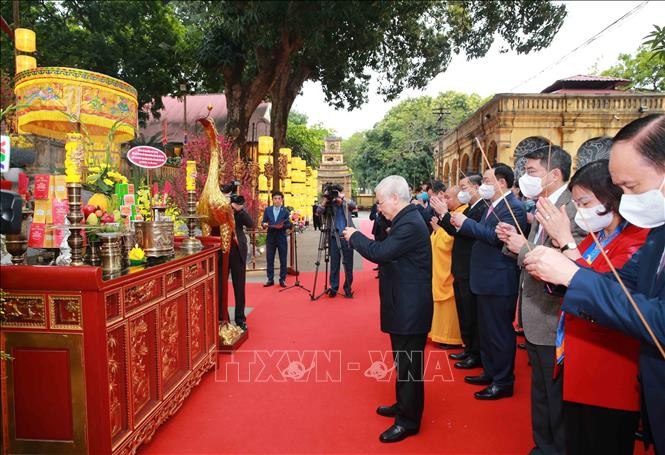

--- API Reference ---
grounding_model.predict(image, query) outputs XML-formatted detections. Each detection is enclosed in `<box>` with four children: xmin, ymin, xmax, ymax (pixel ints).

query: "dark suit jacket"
<box><xmin>350</xmin><ymin>204</ymin><xmax>433</xmax><ymax>335</ymax></box>
<box><xmin>515</xmin><ymin>188</ymin><xmax>587</xmax><ymax>346</ymax></box>
<box><xmin>261</xmin><ymin>206</ymin><xmax>291</xmax><ymax>243</ymax></box>
<box><xmin>458</xmin><ymin>192</ymin><xmax>527</xmax><ymax>297</ymax></box>
<box><xmin>439</xmin><ymin>199</ymin><xmax>487</xmax><ymax>279</ymax></box>
<box><xmin>370</xmin><ymin>204</ymin><xmax>390</xmax><ymax>241</ymax></box>
<box><xmin>233</xmin><ymin>208</ymin><xmax>255</xmax><ymax>261</ymax></box>
<box><xmin>563</xmin><ymin>225</ymin><xmax>665</xmax><ymax>451</ymax></box>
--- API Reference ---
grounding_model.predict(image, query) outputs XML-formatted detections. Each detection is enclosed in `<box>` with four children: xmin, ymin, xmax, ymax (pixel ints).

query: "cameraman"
<box><xmin>317</xmin><ymin>186</ymin><xmax>356</xmax><ymax>298</ymax></box>
<box><xmin>227</xmin><ymin>194</ymin><xmax>254</xmax><ymax>331</ymax></box>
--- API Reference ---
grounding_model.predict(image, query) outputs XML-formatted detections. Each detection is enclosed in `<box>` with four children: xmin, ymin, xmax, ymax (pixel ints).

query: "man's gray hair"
<box><xmin>375</xmin><ymin>175</ymin><xmax>411</xmax><ymax>202</ymax></box>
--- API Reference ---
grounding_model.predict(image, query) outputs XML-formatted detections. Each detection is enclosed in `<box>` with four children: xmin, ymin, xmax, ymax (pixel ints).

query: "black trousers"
<box><xmin>329</xmin><ymin>236</ymin><xmax>353</xmax><ymax>294</ymax></box>
<box><xmin>390</xmin><ymin>333</ymin><xmax>428</xmax><ymax>431</ymax></box>
<box><xmin>266</xmin><ymin>236</ymin><xmax>287</xmax><ymax>283</ymax></box>
<box><xmin>477</xmin><ymin>294</ymin><xmax>517</xmax><ymax>388</ymax></box>
<box><xmin>526</xmin><ymin>341</ymin><xmax>564</xmax><ymax>455</ymax></box>
<box><xmin>564</xmin><ymin>401</ymin><xmax>639</xmax><ymax>455</ymax></box>
<box><xmin>225</xmin><ymin>245</ymin><xmax>247</xmax><ymax>325</ymax></box>
<box><xmin>453</xmin><ymin>277</ymin><xmax>479</xmax><ymax>357</ymax></box>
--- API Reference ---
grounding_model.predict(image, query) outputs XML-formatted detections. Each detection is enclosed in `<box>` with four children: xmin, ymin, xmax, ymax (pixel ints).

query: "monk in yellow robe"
<box><xmin>428</xmin><ymin>187</ymin><xmax>467</xmax><ymax>347</ymax></box>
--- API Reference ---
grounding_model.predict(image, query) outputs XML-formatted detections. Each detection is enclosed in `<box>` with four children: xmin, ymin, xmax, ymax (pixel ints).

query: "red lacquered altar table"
<box><xmin>1</xmin><ymin>238</ymin><xmax>220</xmax><ymax>454</ymax></box>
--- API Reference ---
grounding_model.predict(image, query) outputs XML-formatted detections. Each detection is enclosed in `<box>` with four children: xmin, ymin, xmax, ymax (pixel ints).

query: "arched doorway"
<box><xmin>513</xmin><ymin>136</ymin><xmax>551</xmax><ymax>180</ymax></box>
<box><xmin>461</xmin><ymin>153</ymin><xmax>470</xmax><ymax>176</ymax></box>
<box><xmin>451</xmin><ymin>159</ymin><xmax>459</xmax><ymax>186</ymax></box>
<box><xmin>576</xmin><ymin>137</ymin><xmax>612</xmax><ymax>169</ymax></box>
<box><xmin>472</xmin><ymin>148</ymin><xmax>482</xmax><ymax>174</ymax></box>
<box><xmin>443</xmin><ymin>162</ymin><xmax>450</xmax><ymax>188</ymax></box>
<box><xmin>488</xmin><ymin>141</ymin><xmax>497</xmax><ymax>167</ymax></box>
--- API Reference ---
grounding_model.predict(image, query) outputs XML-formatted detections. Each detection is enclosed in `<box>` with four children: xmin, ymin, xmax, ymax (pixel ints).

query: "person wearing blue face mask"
<box><xmin>524</xmin><ymin>114</ymin><xmax>665</xmax><ymax>454</ymax></box>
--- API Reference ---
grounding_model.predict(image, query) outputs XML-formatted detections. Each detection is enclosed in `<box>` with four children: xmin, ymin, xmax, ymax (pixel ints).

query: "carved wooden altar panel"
<box><xmin>107</xmin><ymin>324</ymin><xmax>129</xmax><ymax>444</ymax></box>
<box><xmin>159</xmin><ymin>293</ymin><xmax>189</xmax><ymax>395</ymax></box>
<box><xmin>1</xmin><ymin>242</ymin><xmax>220</xmax><ymax>455</ymax></box>
<box><xmin>129</xmin><ymin>308</ymin><xmax>159</xmax><ymax>423</ymax></box>
<box><xmin>188</xmin><ymin>283</ymin><xmax>206</xmax><ymax>365</ymax></box>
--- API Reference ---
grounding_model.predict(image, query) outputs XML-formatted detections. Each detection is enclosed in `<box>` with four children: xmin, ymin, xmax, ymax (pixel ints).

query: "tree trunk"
<box><xmin>222</xmin><ymin>30</ymin><xmax>304</xmax><ymax>159</ymax></box>
<box><xmin>269</xmin><ymin>65</ymin><xmax>311</xmax><ymax>193</ymax></box>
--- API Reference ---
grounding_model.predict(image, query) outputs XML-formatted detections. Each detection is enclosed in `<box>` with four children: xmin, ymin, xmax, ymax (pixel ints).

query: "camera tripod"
<box><xmin>310</xmin><ymin>203</ymin><xmax>346</xmax><ymax>300</ymax></box>
<box><xmin>280</xmin><ymin>228</ymin><xmax>311</xmax><ymax>295</ymax></box>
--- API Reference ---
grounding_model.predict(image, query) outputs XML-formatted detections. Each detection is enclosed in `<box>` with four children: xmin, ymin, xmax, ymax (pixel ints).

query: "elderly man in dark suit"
<box><xmin>451</xmin><ymin>163</ymin><xmax>527</xmax><ymax>400</ymax></box>
<box><xmin>342</xmin><ymin>175</ymin><xmax>433</xmax><ymax>443</ymax></box>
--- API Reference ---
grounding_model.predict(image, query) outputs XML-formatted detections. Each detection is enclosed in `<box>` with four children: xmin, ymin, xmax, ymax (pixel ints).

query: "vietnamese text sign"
<box><xmin>126</xmin><ymin>146</ymin><xmax>167</xmax><ymax>169</ymax></box>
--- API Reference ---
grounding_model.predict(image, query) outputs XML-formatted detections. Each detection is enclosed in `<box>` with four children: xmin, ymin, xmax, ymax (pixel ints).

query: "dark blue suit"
<box><xmin>563</xmin><ymin>225</ymin><xmax>665</xmax><ymax>452</ymax></box>
<box><xmin>262</xmin><ymin>205</ymin><xmax>291</xmax><ymax>283</ymax></box>
<box><xmin>458</xmin><ymin>192</ymin><xmax>527</xmax><ymax>388</ymax></box>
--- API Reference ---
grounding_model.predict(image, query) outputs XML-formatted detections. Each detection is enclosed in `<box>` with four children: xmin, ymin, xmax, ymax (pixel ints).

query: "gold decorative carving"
<box><xmin>160</xmin><ymin>301</ymin><xmax>178</xmax><ymax>382</ymax></box>
<box><xmin>124</xmin><ymin>279</ymin><xmax>158</xmax><ymax>309</ymax></box>
<box><xmin>195</xmin><ymin>112</ymin><xmax>235</xmax><ymax>252</ymax></box>
<box><xmin>49</xmin><ymin>295</ymin><xmax>82</xmax><ymax>330</ymax></box>
<box><xmin>165</xmin><ymin>270</ymin><xmax>182</xmax><ymax>295</ymax></box>
<box><xmin>108</xmin><ymin>332</ymin><xmax>123</xmax><ymax>438</ymax></box>
<box><xmin>113</xmin><ymin>355</ymin><xmax>214</xmax><ymax>455</ymax></box>
<box><xmin>189</xmin><ymin>289</ymin><xmax>202</xmax><ymax>356</ymax></box>
<box><xmin>185</xmin><ymin>263</ymin><xmax>199</xmax><ymax>282</ymax></box>
<box><xmin>1</xmin><ymin>294</ymin><xmax>46</xmax><ymax>327</ymax></box>
<box><xmin>130</xmin><ymin>317</ymin><xmax>150</xmax><ymax>413</ymax></box>
<box><xmin>105</xmin><ymin>291</ymin><xmax>122</xmax><ymax>322</ymax></box>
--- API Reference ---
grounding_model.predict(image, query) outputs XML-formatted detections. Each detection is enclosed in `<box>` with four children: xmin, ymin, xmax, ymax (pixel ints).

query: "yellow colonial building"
<box><xmin>434</xmin><ymin>76</ymin><xmax>665</xmax><ymax>185</ymax></box>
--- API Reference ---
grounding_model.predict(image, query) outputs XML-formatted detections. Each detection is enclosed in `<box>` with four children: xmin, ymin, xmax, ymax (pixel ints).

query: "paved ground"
<box><xmin>245</xmin><ymin>210</ymin><xmax>370</xmax><ymax>283</ymax></box>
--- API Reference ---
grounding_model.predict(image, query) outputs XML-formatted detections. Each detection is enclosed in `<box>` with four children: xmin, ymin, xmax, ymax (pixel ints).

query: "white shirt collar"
<box><xmin>492</xmin><ymin>190</ymin><xmax>513</xmax><ymax>208</ymax></box>
<box><xmin>470</xmin><ymin>198</ymin><xmax>483</xmax><ymax>210</ymax></box>
<box><xmin>546</xmin><ymin>183</ymin><xmax>568</xmax><ymax>204</ymax></box>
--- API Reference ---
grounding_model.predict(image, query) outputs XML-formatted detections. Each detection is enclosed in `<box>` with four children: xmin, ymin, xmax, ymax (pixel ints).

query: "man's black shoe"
<box><xmin>455</xmin><ymin>356</ymin><xmax>481</xmax><ymax>369</ymax></box>
<box><xmin>474</xmin><ymin>384</ymin><xmax>514</xmax><ymax>400</ymax></box>
<box><xmin>344</xmin><ymin>290</ymin><xmax>354</xmax><ymax>299</ymax></box>
<box><xmin>449</xmin><ymin>351</ymin><xmax>469</xmax><ymax>361</ymax></box>
<box><xmin>326</xmin><ymin>289</ymin><xmax>336</xmax><ymax>298</ymax></box>
<box><xmin>464</xmin><ymin>374</ymin><xmax>492</xmax><ymax>385</ymax></box>
<box><xmin>279</xmin><ymin>281</ymin><xmax>286</xmax><ymax>288</ymax></box>
<box><xmin>376</xmin><ymin>404</ymin><xmax>398</xmax><ymax>417</ymax></box>
<box><xmin>379</xmin><ymin>424</ymin><xmax>418</xmax><ymax>443</ymax></box>
<box><xmin>264</xmin><ymin>281</ymin><xmax>274</xmax><ymax>287</ymax></box>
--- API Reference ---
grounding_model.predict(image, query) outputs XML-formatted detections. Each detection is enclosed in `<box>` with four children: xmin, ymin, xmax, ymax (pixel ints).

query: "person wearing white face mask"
<box><xmin>498</xmin><ymin>145</ymin><xmax>585</xmax><ymax>455</ymax></box>
<box><xmin>533</xmin><ymin>159</ymin><xmax>649</xmax><ymax>455</ymax></box>
<box><xmin>433</xmin><ymin>174</ymin><xmax>486</xmax><ymax>369</ymax></box>
<box><xmin>523</xmin><ymin>114</ymin><xmax>665</xmax><ymax>454</ymax></box>
<box><xmin>450</xmin><ymin>163</ymin><xmax>528</xmax><ymax>400</ymax></box>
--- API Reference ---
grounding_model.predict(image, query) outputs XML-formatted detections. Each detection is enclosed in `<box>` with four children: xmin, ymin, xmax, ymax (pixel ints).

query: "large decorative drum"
<box><xmin>14</xmin><ymin>67</ymin><xmax>138</xmax><ymax>144</ymax></box>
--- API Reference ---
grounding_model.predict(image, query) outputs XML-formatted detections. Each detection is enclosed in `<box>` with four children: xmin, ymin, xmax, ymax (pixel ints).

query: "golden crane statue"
<box><xmin>196</xmin><ymin>105</ymin><xmax>235</xmax><ymax>253</ymax></box>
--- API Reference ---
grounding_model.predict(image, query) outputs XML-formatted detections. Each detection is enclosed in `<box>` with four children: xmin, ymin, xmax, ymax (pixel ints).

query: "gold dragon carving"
<box><xmin>195</xmin><ymin>108</ymin><xmax>235</xmax><ymax>253</ymax></box>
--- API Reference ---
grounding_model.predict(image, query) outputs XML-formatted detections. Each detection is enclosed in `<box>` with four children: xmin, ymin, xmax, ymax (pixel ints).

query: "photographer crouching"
<box><xmin>316</xmin><ymin>184</ymin><xmax>356</xmax><ymax>298</ymax></box>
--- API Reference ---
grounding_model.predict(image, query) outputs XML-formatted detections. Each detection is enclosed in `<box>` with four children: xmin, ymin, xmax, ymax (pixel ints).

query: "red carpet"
<box><xmin>140</xmin><ymin>220</ymin><xmax>651</xmax><ymax>454</ymax></box>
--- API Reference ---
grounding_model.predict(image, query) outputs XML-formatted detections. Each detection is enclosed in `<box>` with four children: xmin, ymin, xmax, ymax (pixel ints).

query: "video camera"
<box><xmin>322</xmin><ymin>182</ymin><xmax>343</xmax><ymax>203</ymax></box>
<box><xmin>222</xmin><ymin>180</ymin><xmax>241</xmax><ymax>195</ymax></box>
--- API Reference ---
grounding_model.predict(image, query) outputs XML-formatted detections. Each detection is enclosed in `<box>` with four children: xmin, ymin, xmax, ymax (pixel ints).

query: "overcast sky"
<box><xmin>291</xmin><ymin>1</ymin><xmax>663</xmax><ymax>139</ymax></box>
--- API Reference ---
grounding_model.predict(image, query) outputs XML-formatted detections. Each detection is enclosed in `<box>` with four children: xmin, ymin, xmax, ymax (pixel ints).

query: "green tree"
<box><xmin>0</xmin><ymin>0</ymin><xmax>196</xmax><ymax>123</ymax></box>
<box><xmin>193</xmin><ymin>0</ymin><xmax>566</xmax><ymax>187</ymax></box>
<box><xmin>284</xmin><ymin>111</ymin><xmax>331</xmax><ymax>167</ymax></box>
<box><xmin>347</xmin><ymin>91</ymin><xmax>486</xmax><ymax>191</ymax></box>
<box><xmin>600</xmin><ymin>45</ymin><xmax>665</xmax><ymax>92</ymax></box>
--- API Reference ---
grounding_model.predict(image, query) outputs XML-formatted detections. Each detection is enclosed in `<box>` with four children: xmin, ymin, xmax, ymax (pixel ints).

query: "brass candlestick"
<box><xmin>180</xmin><ymin>190</ymin><xmax>203</xmax><ymax>252</ymax></box>
<box><xmin>66</xmin><ymin>183</ymin><xmax>85</xmax><ymax>266</ymax></box>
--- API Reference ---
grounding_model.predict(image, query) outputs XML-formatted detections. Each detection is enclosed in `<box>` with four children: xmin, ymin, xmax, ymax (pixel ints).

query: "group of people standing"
<box><xmin>340</xmin><ymin>114</ymin><xmax>664</xmax><ymax>452</ymax></box>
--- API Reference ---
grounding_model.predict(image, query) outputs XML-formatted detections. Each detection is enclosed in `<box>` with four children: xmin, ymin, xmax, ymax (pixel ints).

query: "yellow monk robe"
<box><xmin>428</xmin><ymin>204</ymin><xmax>467</xmax><ymax>345</ymax></box>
